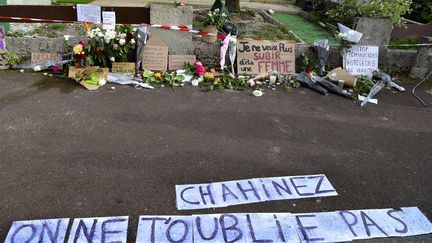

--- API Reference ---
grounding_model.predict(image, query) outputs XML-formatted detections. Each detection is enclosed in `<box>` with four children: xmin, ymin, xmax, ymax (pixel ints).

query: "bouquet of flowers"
<box><xmin>72</xmin><ymin>25</ymin><xmax>137</xmax><ymax>68</ymax></box>
<box><xmin>204</xmin><ymin>8</ymin><xmax>228</xmax><ymax>29</ymax></box>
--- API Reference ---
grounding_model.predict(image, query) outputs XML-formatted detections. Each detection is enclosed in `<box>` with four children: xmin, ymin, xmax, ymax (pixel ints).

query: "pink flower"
<box><xmin>195</xmin><ymin>65</ymin><xmax>207</xmax><ymax>76</ymax></box>
<box><xmin>210</xmin><ymin>68</ymin><xmax>216</xmax><ymax>74</ymax></box>
<box><xmin>195</xmin><ymin>60</ymin><xmax>203</xmax><ymax>67</ymax></box>
<box><xmin>52</xmin><ymin>66</ymin><xmax>59</xmax><ymax>72</ymax></box>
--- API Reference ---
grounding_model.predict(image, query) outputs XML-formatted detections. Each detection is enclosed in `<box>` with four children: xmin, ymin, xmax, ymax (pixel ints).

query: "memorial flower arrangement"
<box><xmin>72</xmin><ymin>25</ymin><xmax>137</xmax><ymax>68</ymax></box>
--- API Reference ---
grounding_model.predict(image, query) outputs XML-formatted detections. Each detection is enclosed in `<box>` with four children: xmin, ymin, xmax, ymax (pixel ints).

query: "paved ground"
<box><xmin>90</xmin><ymin>0</ymin><xmax>301</xmax><ymax>13</ymax></box>
<box><xmin>0</xmin><ymin>70</ymin><xmax>431</xmax><ymax>242</ymax></box>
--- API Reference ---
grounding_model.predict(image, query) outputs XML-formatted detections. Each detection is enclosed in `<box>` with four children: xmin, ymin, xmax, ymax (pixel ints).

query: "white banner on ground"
<box><xmin>4</xmin><ymin>207</ymin><xmax>431</xmax><ymax>243</ymax></box>
<box><xmin>175</xmin><ymin>174</ymin><xmax>337</xmax><ymax>210</ymax></box>
<box><xmin>67</xmin><ymin>216</ymin><xmax>129</xmax><ymax>243</ymax></box>
<box><xmin>4</xmin><ymin>218</ymin><xmax>70</xmax><ymax>243</ymax></box>
<box><xmin>142</xmin><ymin>207</ymin><xmax>431</xmax><ymax>243</ymax></box>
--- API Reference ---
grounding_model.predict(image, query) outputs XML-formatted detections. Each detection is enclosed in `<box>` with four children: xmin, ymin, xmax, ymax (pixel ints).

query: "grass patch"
<box><xmin>272</xmin><ymin>12</ymin><xmax>339</xmax><ymax>44</ymax></box>
<box><xmin>389</xmin><ymin>38</ymin><xmax>421</xmax><ymax>50</ymax></box>
<box><xmin>246</xmin><ymin>24</ymin><xmax>297</xmax><ymax>41</ymax></box>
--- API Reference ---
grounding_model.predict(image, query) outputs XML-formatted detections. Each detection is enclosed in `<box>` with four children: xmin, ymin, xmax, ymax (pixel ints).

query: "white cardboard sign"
<box><xmin>77</xmin><ymin>4</ymin><xmax>102</xmax><ymax>24</ymax></box>
<box><xmin>102</xmin><ymin>11</ymin><xmax>116</xmax><ymax>30</ymax></box>
<box><xmin>4</xmin><ymin>218</ymin><xmax>70</xmax><ymax>243</ymax></box>
<box><xmin>344</xmin><ymin>45</ymin><xmax>379</xmax><ymax>76</ymax></box>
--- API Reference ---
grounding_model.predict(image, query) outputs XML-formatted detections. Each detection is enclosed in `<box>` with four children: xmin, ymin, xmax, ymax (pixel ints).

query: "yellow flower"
<box><xmin>214</xmin><ymin>78</ymin><xmax>222</xmax><ymax>85</ymax></box>
<box><xmin>204</xmin><ymin>72</ymin><xmax>214</xmax><ymax>80</ymax></box>
<box><xmin>73</xmin><ymin>44</ymin><xmax>83</xmax><ymax>55</ymax></box>
<box><xmin>154</xmin><ymin>72</ymin><xmax>162</xmax><ymax>80</ymax></box>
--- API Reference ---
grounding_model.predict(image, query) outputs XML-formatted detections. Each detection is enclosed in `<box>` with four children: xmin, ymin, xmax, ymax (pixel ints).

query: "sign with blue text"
<box><xmin>4</xmin><ymin>218</ymin><xmax>69</xmax><ymax>243</ymax></box>
<box><xmin>6</xmin><ymin>207</ymin><xmax>431</xmax><ymax>242</ymax></box>
<box><xmin>176</xmin><ymin>174</ymin><xmax>337</xmax><ymax>210</ymax></box>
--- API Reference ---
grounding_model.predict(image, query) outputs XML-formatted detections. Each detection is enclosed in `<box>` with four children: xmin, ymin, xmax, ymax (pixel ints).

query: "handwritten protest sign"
<box><xmin>77</xmin><ymin>4</ymin><xmax>101</xmax><ymax>24</ymax></box>
<box><xmin>344</xmin><ymin>45</ymin><xmax>379</xmax><ymax>76</ymax></box>
<box><xmin>168</xmin><ymin>55</ymin><xmax>196</xmax><ymax>70</ymax></box>
<box><xmin>31</xmin><ymin>53</ymin><xmax>63</xmax><ymax>65</ymax></box>
<box><xmin>112</xmin><ymin>62</ymin><xmax>135</xmax><ymax>74</ymax></box>
<box><xmin>0</xmin><ymin>26</ymin><xmax>5</xmax><ymax>50</ymax></box>
<box><xmin>102</xmin><ymin>11</ymin><xmax>116</xmax><ymax>30</ymax></box>
<box><xmin>5</xmin><ymin>207</ymin><xmax>432</xmax><ymax>242</ymax></box>
<box><xmin>4</xmin><ymin>218</ymin><xmax>70</xmax><ymax>243</ymax></box>
<box><xmin>142</xmin><ymin>35</ymin><xmax>168</xmax><ymax>71</ymax></box>
<box><xmin>67</xmin><ymin>216</ymin><xmax>128</xmax><ymax>243</ymax></box>
<box><xmin>237</xmin><ymin>40</ymin><xmax>295</xmax><ymax>75</ymax></box>
<box><xmin>176</xmin><ymin>174</ymin><xmax>337</xmax><ymax>210</ymax></box>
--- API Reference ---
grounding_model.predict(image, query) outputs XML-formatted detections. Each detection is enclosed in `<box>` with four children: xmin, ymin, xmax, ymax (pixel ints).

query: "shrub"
<box><xmin>327</xmin><ymin>0</ymin><xmax>413</xmax><ymax>27</ymax></box>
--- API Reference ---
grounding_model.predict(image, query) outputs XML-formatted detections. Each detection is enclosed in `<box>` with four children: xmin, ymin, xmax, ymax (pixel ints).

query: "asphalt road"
<box><xmin>0</xmin><ymin>71</ymin><xmax>431</xmax><ymax>242</ymax></box>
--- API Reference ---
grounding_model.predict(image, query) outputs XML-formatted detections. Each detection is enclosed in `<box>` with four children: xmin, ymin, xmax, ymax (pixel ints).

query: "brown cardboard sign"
<box><xmin>168</xmin><ymin>55</ymin><xmax>196</xmax><ymax>70</ymax></box>
<box><xmin>31</xmin><ymin>53</ymin><xmax>63</xmax><ymax>64</ymax></box>
<box><xmin>326</xmin><ymin>67</ymin><xmax>358</xmax><ymax>88</ymax></box>
<box><xmin>142</xmin><ymin>35</ymin><xmax>168</xmax><ymax>71</ymax></box>
<box><xmin>237</xmin><ymin>40</ymin><xmax>295</xmax><ymax>75</ymax></box>
<box><xmin>112</xmin><ymin>62</ymin><xmax>135</xmax><ymax>74</ymax></box>
<box><xmin>0</xmin><ymin>50</ymin><xmax>8</xmax><ymax>69</ymax></box>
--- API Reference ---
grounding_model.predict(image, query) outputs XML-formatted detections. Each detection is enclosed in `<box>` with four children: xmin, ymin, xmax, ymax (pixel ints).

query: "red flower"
<box><xmin>126</xmin><ymin>33</ymin><xmax>134</xmax><ymax>42</ymax></box>
<box><xmin>306</xmin><ymin>69</ymin><xmax>313</xmax><ymax>75</ymax></box>
<box><xmin>52</xmin><ymin>66</ymin><xmax>59</xmax><ymax>72</ymax></box>
<box><xmin>195</xmin><ymin>65</ymin><xmax>206</xmax><ymax>76</ymax></box>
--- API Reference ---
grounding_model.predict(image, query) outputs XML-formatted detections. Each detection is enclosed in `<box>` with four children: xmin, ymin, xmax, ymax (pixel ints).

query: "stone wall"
<box><xmin>150</xmin><ymin>4</ymin><xmax>194</xmax><ymax>55</ymax></box>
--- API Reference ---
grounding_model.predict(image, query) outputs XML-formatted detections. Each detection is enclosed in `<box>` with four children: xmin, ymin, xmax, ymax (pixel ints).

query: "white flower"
<box><xmin>113</xmin><ymin>44</ymin><xmax>119</xmax><ymax>50</ymax></box>
<box><xmin>120</xmin><ymin>33</ymin><xmax>127</xmax><ymax>38</ymax></box>
<box><xmin>63</xmin><ymin>35</ymin><xmax>70</xmax><ymax>41</ymax></box>
<box><xmin>252</xmin><ymin>90</ymin><xmax>263</xmax><ymax>97</ymax></box>
<box><xmin>133</xmin><ymin>28</ymin><xmax>137</xmax><ymax>32</ymax></box>
<box><xmin>215</xmin><ymin>8</ymin><xmax>220</xmax><ymax>12</ymax></box>
<box><xmin>130</xmin><ymin>39</ymin><xmax>136</xmax><ymax>45</ymax></box>
<box><xmin>99</xmin><ymin>78</ymin><xmax>107</xmax><ymax>86</ymax></box>
<box><xmin>33</xmin><ymin>65</ymin><xmax>41</xmax><ymax>72</ymax></box>
<box><xmin>97</xmin><ymin>32</ymin><xmax>104</xmax><ymax>38</ymax></box>
<box><xmin>248</xmin><ymin>79</ymin><xmax>255</xmax><ymax>87</ymax></box>
<box><xmin>222</xmin><ymin>13</ymin><xmax>227</xmax><ymax>17</ymax></box>
<box><xmin>119</xmin><ymin>38</ymin><xmax>126</xmax><ymax>45</ymax></box>
<box><xmin>110</xmin><ymin>57</ymin><xmax>115</xmax><ymax>62</ymax></box>
<box><xmin>86</xmin><ymin>31</ymin><xmax>94</xmax><ymax>38</ymax></box>
<box><xmin>191</xmin><ymin>79</ymin><xmax>199</xmax><ymax>86</ymax></box>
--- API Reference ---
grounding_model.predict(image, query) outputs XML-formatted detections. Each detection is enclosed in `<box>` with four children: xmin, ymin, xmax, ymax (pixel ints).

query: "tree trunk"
<box><xmin>226</xmin><ymin>0</ymin><xmax>240</xmax><ymax>12</ymax></box>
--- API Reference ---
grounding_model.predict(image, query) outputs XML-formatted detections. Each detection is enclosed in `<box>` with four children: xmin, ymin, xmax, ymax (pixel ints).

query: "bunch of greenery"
<box><xmin>6</xmin><ymin>51</ymin><xmax>22</xmax><ymax>65</ymax></box>
<box><xmin>353</xmin><ymin>75</ymin><xmax>375</xmax><ymax>97</ymax></box>
<box><xmin>327</xmin><ymin>0</ymin><xmax>413</xmax><ymax>27</ymax></box>
<box><xmin>204</xmin><ymin>8</ymin><xmax>228</xmax><ymax>28</ymax></box>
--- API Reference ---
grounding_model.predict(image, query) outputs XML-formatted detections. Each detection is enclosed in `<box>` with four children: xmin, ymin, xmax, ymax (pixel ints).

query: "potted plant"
<box><xmin>202</xmin><ymin>8</ymin><xmax>228</xmax><ymax>43</ymax></box>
